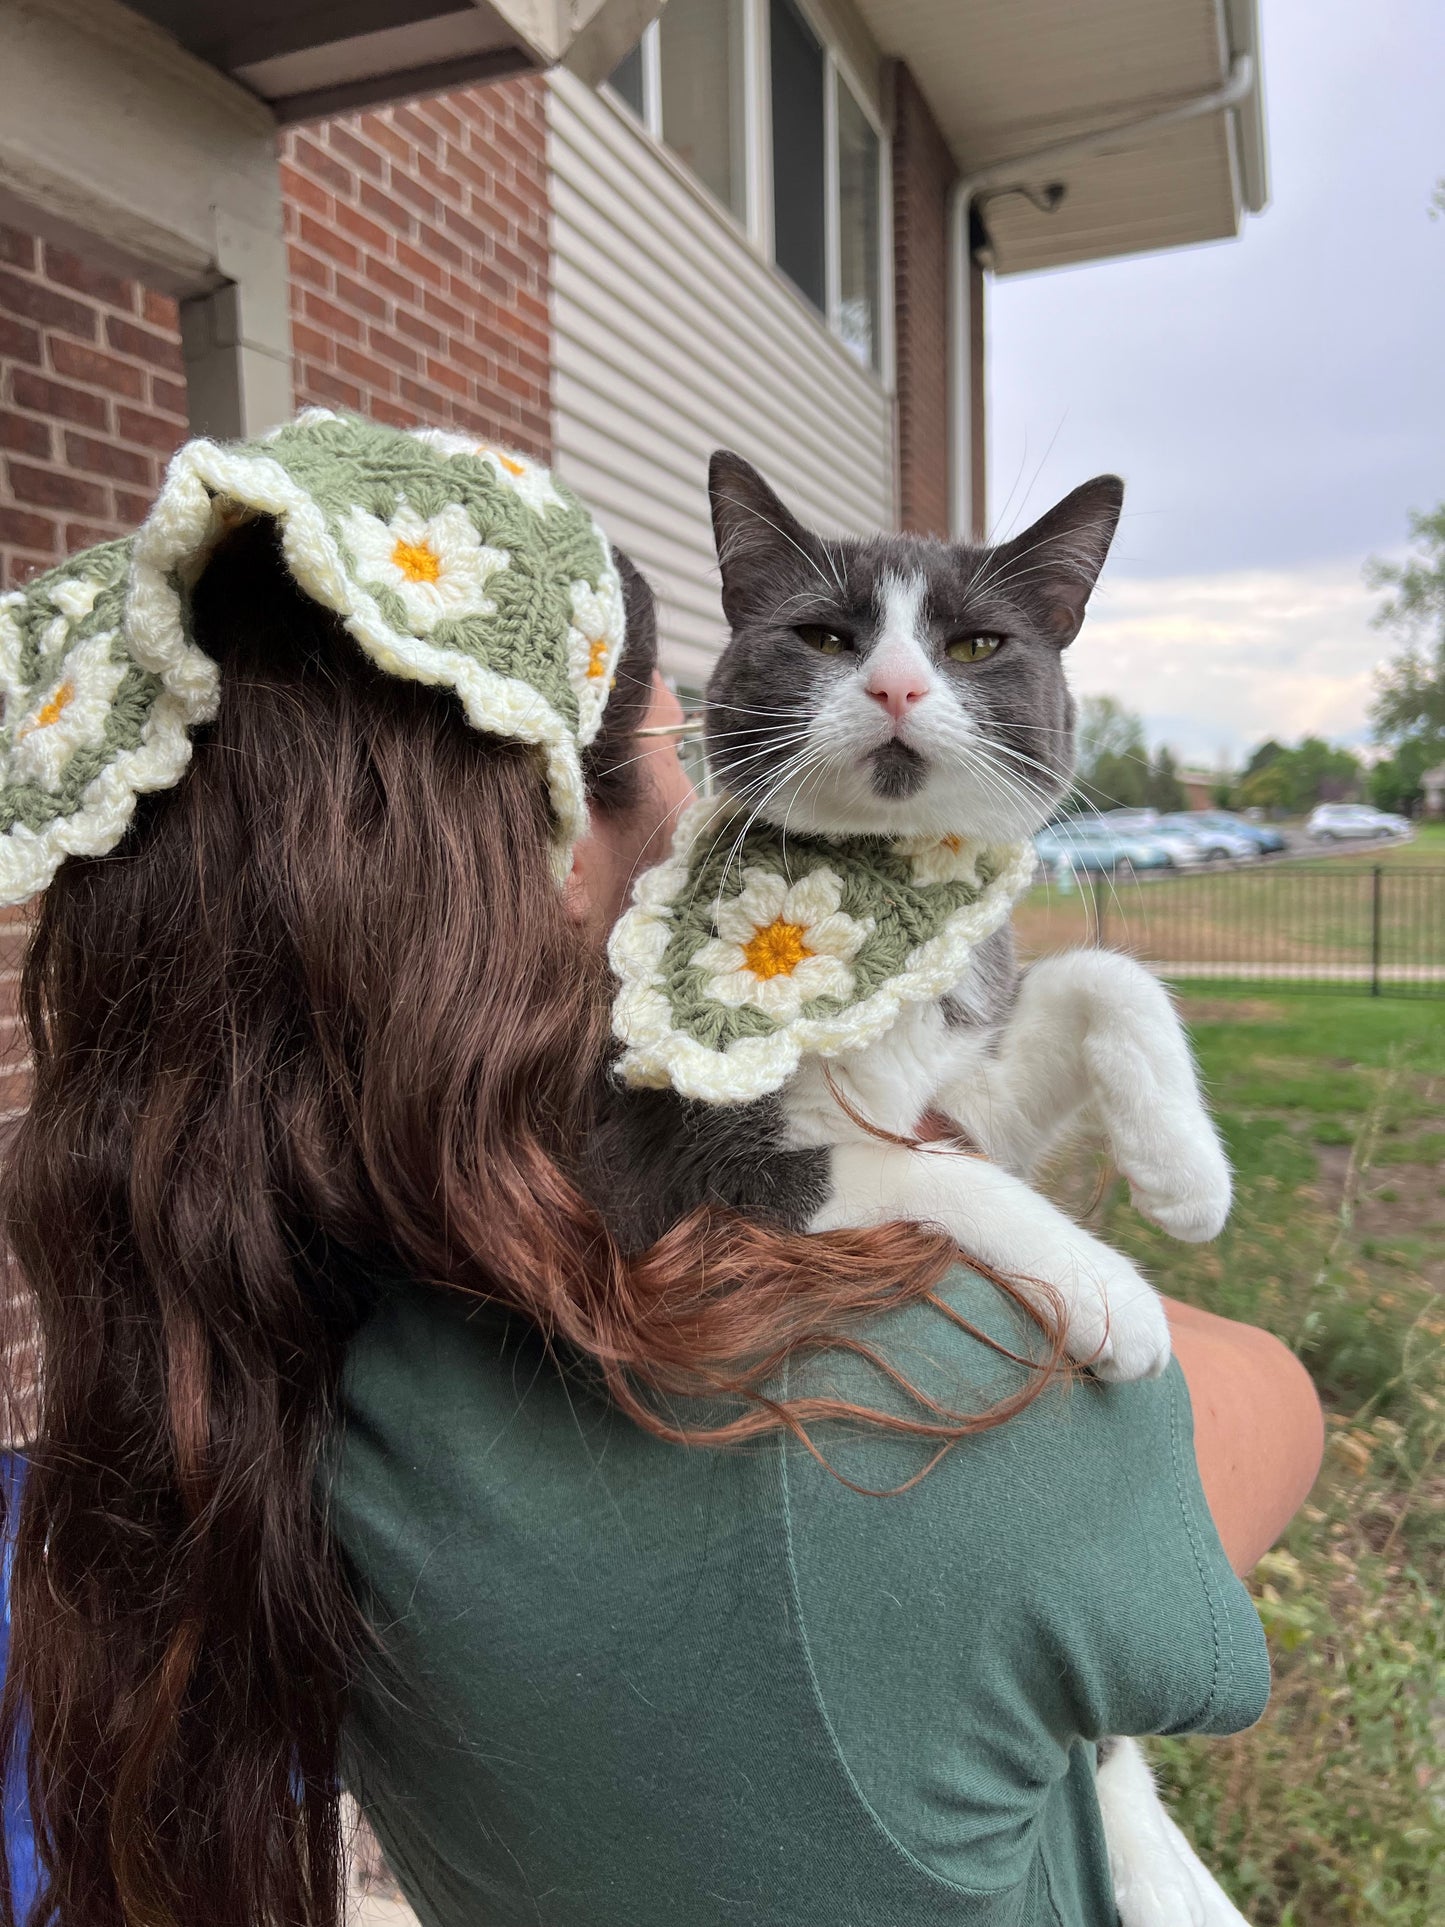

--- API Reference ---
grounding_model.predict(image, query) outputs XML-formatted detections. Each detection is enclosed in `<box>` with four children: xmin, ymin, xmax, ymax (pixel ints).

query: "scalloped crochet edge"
<box><xmin>608</xmin><ymin>798</ymin><xmax>1038</xmax><ymax>1104</ymax></box>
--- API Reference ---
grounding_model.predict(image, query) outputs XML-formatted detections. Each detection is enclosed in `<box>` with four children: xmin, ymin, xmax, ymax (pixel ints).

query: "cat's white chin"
<box><xmin>752</xmin><ymin>776</ymin><xmax>1051</xmax><ymax>844</ymax></box>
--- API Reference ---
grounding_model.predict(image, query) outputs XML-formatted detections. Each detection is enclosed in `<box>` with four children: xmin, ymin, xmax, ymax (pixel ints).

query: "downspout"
<box><xmin>947</xmin><ymin>50</ymin><xmax>1258</xmax><ymax>541</ymax></box>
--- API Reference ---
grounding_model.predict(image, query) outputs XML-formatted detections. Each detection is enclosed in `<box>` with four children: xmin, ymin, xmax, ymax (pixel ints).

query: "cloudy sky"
<box><xmin>989</xmin><ymin>0</ymin><xmax>1444</xmax><ymax>768</ymax></box>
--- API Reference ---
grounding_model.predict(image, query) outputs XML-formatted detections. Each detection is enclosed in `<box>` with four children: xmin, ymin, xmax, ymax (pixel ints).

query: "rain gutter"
<box><xmin>947</xmin><ymin>46</ymin><xmax>1261</xmax><ymax>540</ymax></box>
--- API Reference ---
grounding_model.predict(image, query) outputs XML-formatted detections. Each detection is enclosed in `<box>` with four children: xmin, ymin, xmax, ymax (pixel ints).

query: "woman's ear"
<box><xmin>563</xmin><ymin>817</ymin><xmax>598</xmax><ymax>927</ymax></box>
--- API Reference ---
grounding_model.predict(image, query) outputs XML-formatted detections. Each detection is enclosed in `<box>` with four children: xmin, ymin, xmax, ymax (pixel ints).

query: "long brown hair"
<box><xmin>0</xmin><ymin>520</ymin><xmax>1063</xmax><ymax>1926</ymax></box>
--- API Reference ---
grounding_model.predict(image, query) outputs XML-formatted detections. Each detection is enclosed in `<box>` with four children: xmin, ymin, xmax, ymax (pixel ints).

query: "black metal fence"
<box><xmin>1016</xmin><ymin>865</ymin><xmax>1445</xmax><ymax>997</ymax></box>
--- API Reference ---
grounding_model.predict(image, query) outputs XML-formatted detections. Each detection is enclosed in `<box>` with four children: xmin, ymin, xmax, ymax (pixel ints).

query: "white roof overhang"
<box><xmin>121</xmin><ymin>0</ymin><xmax>667</xmax><ymax>121</ymax></box>
<box><xmin>854</xmin><ymin>0</ymin><xmax>1267</xmax><ymax>274</ymax></box>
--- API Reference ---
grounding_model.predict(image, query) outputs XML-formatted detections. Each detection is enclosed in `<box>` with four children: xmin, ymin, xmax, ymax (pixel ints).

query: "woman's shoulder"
<box><xmin>777</xmin><ymin>1267</ymin><xmax>1270</xmax><ymax>1890</ymax></box>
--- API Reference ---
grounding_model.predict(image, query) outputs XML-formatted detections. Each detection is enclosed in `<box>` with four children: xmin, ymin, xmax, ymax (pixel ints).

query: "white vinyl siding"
<box><xmin>547</xmin><ymin>70</ymin><xmax>894</xmax><ymax>686</ymax></box>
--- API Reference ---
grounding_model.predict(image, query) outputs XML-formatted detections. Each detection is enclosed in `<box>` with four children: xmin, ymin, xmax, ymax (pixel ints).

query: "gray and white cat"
<box><xmin>599</xmin><ymin>452</ymin><xmax>1247</xmax><ymax>1927</ymax></box>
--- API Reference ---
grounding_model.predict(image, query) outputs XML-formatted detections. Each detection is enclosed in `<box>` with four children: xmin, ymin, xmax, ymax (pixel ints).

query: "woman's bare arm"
<box><xmin>1164</xmin><ymin>1296</ymin><xmax>1325</xmax><ymax>1577</ymax></box>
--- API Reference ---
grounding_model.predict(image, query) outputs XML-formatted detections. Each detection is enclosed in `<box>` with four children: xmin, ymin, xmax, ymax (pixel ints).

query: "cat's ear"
<box><xmin>708</xmin><ymin>450</ymin><xmax>826</xmax><ymax>625</ymax></box>
<box><xmin>992</xmin><ymin>475</ymin><xmax>1124</xmax><ymax>646</ymax></box>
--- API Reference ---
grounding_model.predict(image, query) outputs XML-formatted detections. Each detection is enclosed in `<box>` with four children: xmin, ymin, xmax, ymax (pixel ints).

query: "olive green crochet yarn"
<box><xmin>0</xmin><ymin>410</ymin><xmax>624</xmax><ymax>904</ymax></box>
<box><xmin>609</xmin><ymin>797</ymin><xmax>1038</xmax><ymax>1104</ymax></box>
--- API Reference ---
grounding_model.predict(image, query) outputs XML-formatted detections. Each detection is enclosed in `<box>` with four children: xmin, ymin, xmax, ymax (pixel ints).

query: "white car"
<box><xmin>1306</xmin><ymin>804</ymin><xmax>1412</xmax><ymax>842</ymax></box>
<box><xmin>1142</xmin><ymin>829</ymin><xmax>1207</xmax><ymax>868</ymax></box>
<box><xmin>1154</xmin><ymin>814</ymin><xmax>1260</xmax><ymax>862</ymax></box>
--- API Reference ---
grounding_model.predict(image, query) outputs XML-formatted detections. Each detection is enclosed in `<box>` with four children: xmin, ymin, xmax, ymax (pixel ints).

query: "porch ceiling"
<box><xmin>854</xmin><ymin>0</ymin><xmax>1267</xmax><ymax>275</ymax></box>
<box><xmin>120</xmin><ymin>1</ymin><xmax>664</xmax><ymax>121</ymax></box>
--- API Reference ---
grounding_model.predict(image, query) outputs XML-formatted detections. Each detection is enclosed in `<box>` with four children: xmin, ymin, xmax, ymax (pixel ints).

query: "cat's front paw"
<box><xmin>1127</xmin><ymin>1134</ymin><xmax>1232</xmax><ymax>1245</ymax></box>
<box><xmin>1090</xmin><ymin>1283</ymin><xmax>1172</xmax><ymax>1383</ymax></box>
<box><xmin>1062</xmin><ymin>1244</ymin><xmax>1172</xmax><ymax>1383</ymax></box>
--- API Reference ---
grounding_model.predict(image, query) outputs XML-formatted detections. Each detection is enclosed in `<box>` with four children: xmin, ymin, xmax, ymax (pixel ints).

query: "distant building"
<box><xmin>1421</xmin><ymin>764</ymin><xmax>1445</xmax><ymax>820</ymax></box>
<box><xmin>1178</xmin><ymin>766</ymin><xmax>1223</xmax><ymax>811</ymax></box>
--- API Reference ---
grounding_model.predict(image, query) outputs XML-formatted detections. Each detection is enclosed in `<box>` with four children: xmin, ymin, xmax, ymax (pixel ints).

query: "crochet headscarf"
<box><xmin>0</xmin><ymin>409</ymin><xmax>625</xmax><ymax>900</ymax></box>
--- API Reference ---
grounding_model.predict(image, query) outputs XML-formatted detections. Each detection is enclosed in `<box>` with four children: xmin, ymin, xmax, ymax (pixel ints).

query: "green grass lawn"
<box><xmin>1042</xmin><ymin>984</ymin><xmax>1445</xmax><ymax>1925</ymax></box>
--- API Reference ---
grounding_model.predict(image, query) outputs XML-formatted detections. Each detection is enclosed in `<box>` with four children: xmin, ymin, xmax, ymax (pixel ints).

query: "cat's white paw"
<box><xmin>1127</xmin><ymin>1136</ymin><xmax>1233</xmax><ymax>1245</ymax></box>
<box><xmin>1061</xmin><ymin>1244</ymin><xmax>1172</xmax><ymax>1383</ymax></box>
<box><xmin>1112</xmin><ymin>1839</ymin><xmax>1254</xmax><ymax>1927</ymax></box>
<box><xmin>1099</xmin><ymin>1738</ymin><xmax>1254</xmax><ymax>1927</ymax></box>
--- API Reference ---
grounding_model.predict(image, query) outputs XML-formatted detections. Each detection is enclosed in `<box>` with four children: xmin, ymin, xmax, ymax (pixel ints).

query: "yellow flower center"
<box><xmin>742</xmin><ymin>918</ymin><xmax>813</xmax><ymax>980</ymax></box>
<box><xmin>587</xmin><ymin>635</ymin><xmax>609</xmax><ymax>679</ymax></box>
<box><xmin>392</xmin><ymin>537</ymin><xmax>442</xmax><ymax>583</ymax></box>
<box><xmin>18</xmin><ymin>680</ymin><xmax>75</xmax><ymax>737</ymax></box>
<box><xmin>479</xmin><ymin>446</ymin><xmax>526</xmax><ymax>476</ymax></box>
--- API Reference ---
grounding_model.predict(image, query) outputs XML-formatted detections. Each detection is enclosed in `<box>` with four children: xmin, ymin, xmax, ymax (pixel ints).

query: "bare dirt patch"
<box><xmin>1177</xmin><ymin>997</ymin><xmax>1287</xmax><ymax>1025</ymax></box>
<box><xmin>1309</xmin><ymin>1140</ymin><xmax>1445</xmax><ymax>1290</ymax></box>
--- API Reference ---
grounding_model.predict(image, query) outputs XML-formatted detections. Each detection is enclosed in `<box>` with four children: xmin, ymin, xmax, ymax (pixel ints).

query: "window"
<box><xmin>607</xmin><ymin>0</ymin><xmax>887</xmax><ymax>377</ymax></box>
<box><xmin>769</xmin><ymin>0</ymin><xmax>827</xmax><ymax>312</ymax></box>
<box><xmin>607</xmin><ymin>39</ymin><xmax>645</xmax><ymax>121</ymax></box>
<box><xmin>835</xmin><ymin>77</ymin><xmax>881</xmax><ymax>368</ymax></box>
<box><xmin>659</xmin><ymin>0</ymin><xmax>747</xmax><ymax>222</ymax></box>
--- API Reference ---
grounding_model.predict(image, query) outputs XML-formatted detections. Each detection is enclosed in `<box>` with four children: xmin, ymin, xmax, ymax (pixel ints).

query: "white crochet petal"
<box><xmin>781</xmin><ymin>869</ymin><xmax>841</xmax><ymax>927</ymax></box>
<box><xmin>803</xmin><ymin>911</ymin><xmax>871</xmax><ymax>962</ymax></box>
<box><xmin>788</xmin><ymin>953</ymin><xmax>855</xmax><ymax>1002</ymax></box>
<box><xmin>690</xmin><ymin>937</ymin><xmax>747</xmax><ymax>975</ymax></box>
<box><xmin>725</xmin><ymin>868</ymin><xmax>789</xmax><ymax>933</ymax></box>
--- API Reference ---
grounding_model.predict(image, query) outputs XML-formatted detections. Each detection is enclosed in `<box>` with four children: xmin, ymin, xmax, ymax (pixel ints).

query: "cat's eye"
<box><xmin>795</xmin><ymin>625</ymin><xmax>853</xmax><ymax>656</ymax></box>
<box><xmin>944</xmin><ymin>634</ymin><xmax>1005</xmax><ymax>663</ymax></box>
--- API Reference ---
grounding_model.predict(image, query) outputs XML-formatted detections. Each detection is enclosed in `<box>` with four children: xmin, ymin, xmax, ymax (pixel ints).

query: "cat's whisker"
<box><xmin>985</xmin><ymin>409</ymin><xmax>1069</xmax><ymax>549</ymax></box>
<box><xmin>713</xmin><ymin>495</ymin><xmax>840</xmax><ymax>598</ymax></box>
<box><xmin>962</xmin><ymin>515</ymin><xmax>1121</xmax><ymax>605</ymax></box>
<box><xmin>705</xmin><ymin>746</ymin><xmax>834</xmax><ymax>905</ymax></box>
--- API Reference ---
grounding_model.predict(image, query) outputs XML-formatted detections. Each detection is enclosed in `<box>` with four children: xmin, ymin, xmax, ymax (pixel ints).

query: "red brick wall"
<box><xmin>1</xmin><ymin>75</ymin><xmax>554</xmax><ymax>601</ymax></box>
<box><xmin>0</xmin><ymin>228</ymin><xmax>188</xmax><ymax>590</ymax></box>
<box><xmin>281</xmin><ymin>77</ymin><xmax>551</xmax><ymax>457</ymax></box>
<box><xmin>890</xmin><ymin>65</ymin><xmax>956</xmax><ymax>540</ymax></box>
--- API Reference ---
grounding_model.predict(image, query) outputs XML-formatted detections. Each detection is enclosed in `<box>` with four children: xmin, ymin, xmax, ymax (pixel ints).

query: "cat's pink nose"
<box><xmin>865</xmin><ymin>671</ymin><xmax>930</xmax><ymax>722</ymax></box>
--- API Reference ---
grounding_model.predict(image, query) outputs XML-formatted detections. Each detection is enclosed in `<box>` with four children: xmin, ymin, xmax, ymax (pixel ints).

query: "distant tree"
<box><xmin>1071</xmin><ymin>694</ymin><xmax>1149</xmax><ymax>812</ymax></box>
<box><xmin>1234</xmin><ymin>760</ymin><xmax>1294</xmax><ymax>813</ymax></box>
<box><xmin>1366</xmin><ymin>502</ymin><xmax>1445</xmax><ymax>811</ymax></box>
<box><xmin>1243</xmin><ymin>738</ymin><xmax>1286</xmax><ymax>778</ymax></box>
<box><xmin>1143</xmin><ymin>745</ymin><xmax>1186</xmax><ymax>812</ymax></box>
<box><xmin>1235</xmin><ymin>737</ymin><xmax>1359</xmax><ymax>814</ymax></box>
<box><xmin>1298</xmin><ymin>736</ymin><xmax>1360</xmax><ymax>802</ymax></box>
<box><xmin>1368</xmin><ymin>739</ymin><xmax>1433</xmax><ymax>815</ymax></box>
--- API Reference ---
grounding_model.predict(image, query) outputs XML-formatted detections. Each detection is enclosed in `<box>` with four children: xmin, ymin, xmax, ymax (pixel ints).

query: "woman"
<box><xmin>0</xmin><ymin>415</ymin><xmax>1321</xmax><ymax>1927</ymax></box>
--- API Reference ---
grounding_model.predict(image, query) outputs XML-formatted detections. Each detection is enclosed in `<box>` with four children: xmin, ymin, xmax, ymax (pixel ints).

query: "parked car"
<box><xmin>1306</xmin><ymin>803</ymin><xmax>1413</xmax><ymax>842</ymax></box>
<box><xmin>1179</xmin><ymin>810</ymin><xmax>1287</xmax><ymax>854</ymax></box>
<box><xmin>1096</xmin><ymin>808</ymin><xmax>1211</xmax><ymax>865</ymax></box>
<box><xmin>1035</xmin><ymin>824</ymin><xmax>1175</xmax><ymax>877</ymax></box>
<box><xmin>1154</xmin><ymin>813</ymin><xmax>1261</xmax><ymax>861</ymax></box>
<box><xmin>1139</xmin><ymin>826</ymin><xmax>1209</xmax><ymax>868</ymax></box>
<box><xmin>1097</xmin><ymin>809</ymin><xmax>1160</xmax><ymax>833</ymax></box>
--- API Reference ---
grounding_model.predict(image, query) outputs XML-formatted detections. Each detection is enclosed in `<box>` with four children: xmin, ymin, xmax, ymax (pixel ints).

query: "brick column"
<box><xmin>282</xmin><ymin>77</ymin><xmax>552</xmax><ymax>457</ymax></box>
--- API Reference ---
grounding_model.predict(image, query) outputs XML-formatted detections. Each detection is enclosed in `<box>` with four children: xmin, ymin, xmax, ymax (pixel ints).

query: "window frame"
<box><xmin>602</xmin><ymin>0</ymin><xmax>892</xmax><ymax>388</ymax></box>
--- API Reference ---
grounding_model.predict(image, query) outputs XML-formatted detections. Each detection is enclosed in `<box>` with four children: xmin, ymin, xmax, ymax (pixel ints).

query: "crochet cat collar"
<box><xmin>609</xmin><ymin>798</ymin><xmax>1038</xmax><ymax>1105</ymax></box>
<box><xmin>0</xmin><ymin>410</ymin><xmax>624</xmax><ymax>904</ymax></box>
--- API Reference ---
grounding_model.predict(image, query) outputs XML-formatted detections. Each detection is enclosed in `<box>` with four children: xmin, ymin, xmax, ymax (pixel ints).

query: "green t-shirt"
<box><xmin>330</xmin><ymin>1267</ymin><xmax>1269</xmax><ymax>1927</ymax></box>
